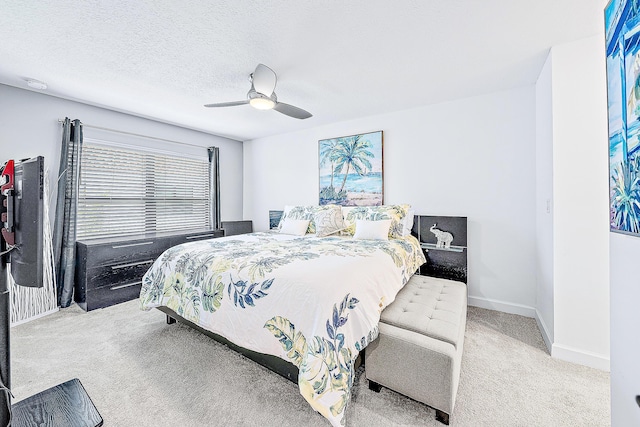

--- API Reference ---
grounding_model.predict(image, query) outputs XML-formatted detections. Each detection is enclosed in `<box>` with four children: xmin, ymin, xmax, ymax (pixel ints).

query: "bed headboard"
<box><xmin>411</xmin><ymin>215</ymin><xmax>468</xmax><ymax>283</ymax></box>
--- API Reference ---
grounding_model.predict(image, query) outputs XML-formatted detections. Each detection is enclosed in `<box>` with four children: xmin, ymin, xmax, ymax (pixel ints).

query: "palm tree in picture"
<box><xmin>333</xmin><ymin>135</ymin><xmax>375</xmax><ymax>194</ymax></box>
<box><xmin>319</xmin><ymin>138</ymin><xmax>339</xmax><ymax>190</ymax></box>
<box><xmin>611</xmin><ymin>155</ymin><xmax>640</xmax><ymax>233</ymax></box>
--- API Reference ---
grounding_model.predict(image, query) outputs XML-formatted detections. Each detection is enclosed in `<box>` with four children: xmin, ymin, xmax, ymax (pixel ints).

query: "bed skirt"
<box><xmin>157</xmin><ymin>306</ymin><xmax>364</xmax><ymax>385</ymax></box>
<box><xmin>158</xmin><ymin>306</ymin><xmax>300</xmax><ymax>382</ymax></box>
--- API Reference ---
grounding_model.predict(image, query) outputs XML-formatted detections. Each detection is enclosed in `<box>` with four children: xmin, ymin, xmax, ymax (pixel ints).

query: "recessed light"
<box><xmin>26</xmin><ymin>79</ymin><xmax>47</xmax><ymax>90</ymax></box>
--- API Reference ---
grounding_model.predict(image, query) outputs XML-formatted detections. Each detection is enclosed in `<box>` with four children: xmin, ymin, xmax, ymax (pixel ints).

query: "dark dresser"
<box><xmin>74</xmin><ymin>229</ymin><xmax>224</xmax><ymax>311</ymax></box>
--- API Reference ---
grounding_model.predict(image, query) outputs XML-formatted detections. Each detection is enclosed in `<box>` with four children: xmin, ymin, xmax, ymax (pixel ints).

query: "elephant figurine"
<box><xmin>430</xmin><ymin>224</ymin><xmax>453</xmax><ymax>249</ymax></box>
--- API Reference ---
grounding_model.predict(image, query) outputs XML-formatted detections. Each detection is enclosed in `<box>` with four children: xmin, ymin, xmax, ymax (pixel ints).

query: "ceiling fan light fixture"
<box><xmin>204</xmin><ymin>64</ymin><xmax>311</xmax><ymax>119</ymax></box>
<box><xmin>249</xmin><ymin>96</ymin><xmax>275</xmax><ymax>110</ymax></box>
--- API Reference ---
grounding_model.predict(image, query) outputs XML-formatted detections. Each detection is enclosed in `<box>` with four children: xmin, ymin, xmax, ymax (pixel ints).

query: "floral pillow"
<box><xmin>314</xmin><ymin>206</ymin><xmax>345</xmax><ymax>237</ymax></box>
<box><xmin>342</xmin><ymin>204</ymin><xmax>411</xmax><ymax>238</ymax></box>
<box><xmin>277</xmin><ymin>205</ymin><xmax>339</xmax><ymax>234</ymax></box>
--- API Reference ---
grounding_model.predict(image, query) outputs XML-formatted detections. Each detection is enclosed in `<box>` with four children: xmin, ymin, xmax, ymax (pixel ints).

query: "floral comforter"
<box><xmin>140</xmin><ymin>231</ymin><xmax>425</xmax><ymax>426</ymax></box>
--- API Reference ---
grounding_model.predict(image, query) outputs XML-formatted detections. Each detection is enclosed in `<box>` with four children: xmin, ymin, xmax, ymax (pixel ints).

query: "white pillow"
<box><xmin>402</xmin><ymin>208</ymin><xmax>415</xmax><ymax>236</ymax></box>
<box><xmin>279</xmin><ymin>219</ymin><xmax>311</xmax><ymax>236</ymax></box>
<box><xmin>353</xmin><ymin>219</ymin><xmax>392</xmax><ymax>241</ymax></box>
<box><xmin>277</xmin><ymin>205</ymin><xmax>296</xmax><ymax>229</ymax></box>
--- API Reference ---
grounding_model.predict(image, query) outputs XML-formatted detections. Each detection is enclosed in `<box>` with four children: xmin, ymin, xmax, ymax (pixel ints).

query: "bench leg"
<box><xmin>166</xmin><ymin>315</ymin><xmax>176</xmax><ymax>325</ymax></box>
<box><xmin>368</xmin><ymin>380</ymin><xmax>382</xmax><ymax>393</ymax></box>
<box><xmin>435</xmin><ymin>409</ymin><xmax>450</xmax><ymax>425</ymax></box>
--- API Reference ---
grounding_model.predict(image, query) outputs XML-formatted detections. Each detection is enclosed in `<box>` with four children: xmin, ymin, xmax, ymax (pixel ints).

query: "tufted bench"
<box><xmin>365</xmin><ymin>274</ymin><xmax>467</xmax><ymax>425</ymax></box>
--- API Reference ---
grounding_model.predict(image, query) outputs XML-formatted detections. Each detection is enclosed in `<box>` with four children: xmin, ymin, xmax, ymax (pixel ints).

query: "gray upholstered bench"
<box><xmin>365</xmin><ymin>274</ymin><xmax>467</xmax><ymax>425</ymax></box>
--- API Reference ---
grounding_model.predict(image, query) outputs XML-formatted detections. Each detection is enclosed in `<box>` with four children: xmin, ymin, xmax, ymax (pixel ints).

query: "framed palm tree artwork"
<box><xmin>319</xmin><ymin>130</ymin><xmax>383</xmax><ymax>206</ymax></box>
<box><xmin>606</xmin><ymin>0</ymin><xmax>640</xmax><ymax>235</ymax></box>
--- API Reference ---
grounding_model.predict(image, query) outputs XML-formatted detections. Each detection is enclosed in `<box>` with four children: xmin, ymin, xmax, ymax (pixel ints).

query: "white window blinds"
<box><xmin>77</xmin><ymin>142</ymin><xmax>210</xmax><ymax>240</ymax></box>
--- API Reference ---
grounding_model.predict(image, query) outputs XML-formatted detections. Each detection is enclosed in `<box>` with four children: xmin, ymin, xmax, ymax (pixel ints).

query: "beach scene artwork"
<box><xmin>606</xmin><ymin>0</ymin><xmax>640</xmax><ymax>235</ymax></box>
<box><xmin>319</xmin><ymin>131</ymin><xmax>383</xmax><ymax>206</ymax></box>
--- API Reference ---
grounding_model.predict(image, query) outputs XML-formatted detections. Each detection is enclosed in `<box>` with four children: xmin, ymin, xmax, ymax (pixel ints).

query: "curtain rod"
<box><xmin>57</xmin><ymin>119</ymin><xmax>212</xmax><ymax>149</ymax></box>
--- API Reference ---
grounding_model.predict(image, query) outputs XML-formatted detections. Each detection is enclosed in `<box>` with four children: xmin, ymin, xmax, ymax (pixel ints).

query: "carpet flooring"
<box><xmin>9</xmin><ymin>301</ymin><xmax>610</xmax><ymax>426</ymax></box>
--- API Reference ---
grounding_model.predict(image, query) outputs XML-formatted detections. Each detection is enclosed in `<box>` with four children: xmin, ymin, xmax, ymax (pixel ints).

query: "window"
<box><xmin>76</xmin><ymin>141</ymin><xmax>211</xmax><ymax>240</ymax></box>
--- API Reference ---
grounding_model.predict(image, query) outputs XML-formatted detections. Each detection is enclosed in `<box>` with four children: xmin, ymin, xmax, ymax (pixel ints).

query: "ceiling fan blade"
<box><xmin>252</xmin><ymin>64</ymin><xmax>277</xmax><ymax>96</ymax></box>
<box><xmin>204</xmin><ymin>100</ymin><xmax>249</xmax><ymax>108</ymax></box>
<box><xmin>273</xmin><ymin>102</ymin><xmax>313</xmax><ymax>119</ymax></box>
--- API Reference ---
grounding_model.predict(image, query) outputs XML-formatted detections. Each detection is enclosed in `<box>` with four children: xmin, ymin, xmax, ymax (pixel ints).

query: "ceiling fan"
<box><xmin>204</xmin><ymin>64</ymin><xmax>312</xmax><ymax>120</ymax></box>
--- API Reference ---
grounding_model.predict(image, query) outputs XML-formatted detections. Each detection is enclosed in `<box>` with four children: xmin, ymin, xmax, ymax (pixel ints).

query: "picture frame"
<box><xmin>605</xmin><ymin>0</ymin><xmax>640</xmax><ymax>236</ymax></box>
<box><xmin>318</xmin><ymin>130</ymin><xmax>383</xmax><ymax>206</ymax></box>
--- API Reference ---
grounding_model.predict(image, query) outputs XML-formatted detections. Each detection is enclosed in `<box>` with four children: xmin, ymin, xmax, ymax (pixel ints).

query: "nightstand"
<box><xmin>411</xmin><ymin>215</ymin><xmax>468</xmax><ymax>283</ymax></box>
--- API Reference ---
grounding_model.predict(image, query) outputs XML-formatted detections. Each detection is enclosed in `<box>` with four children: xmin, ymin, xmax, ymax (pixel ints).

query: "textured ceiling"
<box><xmin>0</xmin><ymin>0</ymin><xmax>606</xmax><ymax>141</ymax></box>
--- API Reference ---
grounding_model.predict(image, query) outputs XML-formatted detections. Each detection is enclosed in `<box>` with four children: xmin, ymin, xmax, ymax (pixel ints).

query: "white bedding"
<box><xmin>140</xmin><ymin>231</ymin><xmax>425</xmax><ymax>426</ymax></box>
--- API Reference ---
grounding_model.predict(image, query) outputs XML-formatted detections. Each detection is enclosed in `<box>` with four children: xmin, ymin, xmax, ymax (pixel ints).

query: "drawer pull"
<box><xmin>110</xmin><ymin>282</ymin><xmax>141</xmax><ymax>291</ymax></box>
<box><xmin>112</xmin><ymin>241</ymin><xmax>154</xmax><ymax>249</ymax></box>
<box><xmin>186</xmin><ymin>234</ymin><xmax>217</xmax><ymax>240</ymax></box>
<box><xmin>110</xmin><ymin>259</ymin><xmax>154</xmax><ymax>270</ymax></box>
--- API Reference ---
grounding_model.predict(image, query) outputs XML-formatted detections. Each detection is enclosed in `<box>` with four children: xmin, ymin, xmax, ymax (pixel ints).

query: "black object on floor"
<box><xmin>11</xmin><ymin>378</ymin><xmax>103</xmax><ymax>427</ymax></box>
<box><xmin>368</xmin><ymin>379</ymin><xmax>382</xmax><ymax>392</ymax></box>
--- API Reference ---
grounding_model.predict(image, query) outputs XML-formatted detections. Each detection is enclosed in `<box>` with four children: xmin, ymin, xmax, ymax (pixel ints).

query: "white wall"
<box><xmin>0</xmin><ymin>84</ymin><xmax>244</xmax><ymax>222</ymax></box>
<box><xmin>549</xmin><ymin>36</ymin><xmax>610</xmax><ymax>370</ymax></box>
<box><xmin>610</xmin><ymin>233</ymin><xmax>640</xmax><ymax>426</ymax></box>
<box><xmin>535</xmin><ymin>53</ymin><xmax>555</xmax><ymax>349</ymax></box>
<box><xmin>244</xmin><ymin>86</ymin><xmax>538</xmax><ymax>313</ymax></box>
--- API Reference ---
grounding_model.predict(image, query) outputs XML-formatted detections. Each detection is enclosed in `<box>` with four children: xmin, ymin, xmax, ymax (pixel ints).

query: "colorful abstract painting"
<box><xmin>606</xmin><ymin>0</ymin><xmax>640</xmax><ymax>235</ymax></box>
<box><xmin>318</xmin><ymin>131</ymin><xmax>383</xmax><ymax>206</ymax></box>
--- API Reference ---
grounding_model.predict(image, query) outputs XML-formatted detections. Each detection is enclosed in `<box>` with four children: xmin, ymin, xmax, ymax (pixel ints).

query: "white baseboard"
<box><xmin>534</xmin><ymin>309</ymin><xmax>553</xmax><ymax>354</ymax></box>
<box><xmin>552</xmin><ymin>343</ymin><xmax>610</xmax><ymax>371</ymax></box>
<box><xmin>467</xmin><ymin>295</ymin><xmax>536</xmax><ymax>318</ymax></box>
<box><xmin>469</xmin><ymin>297</ymin><xmax>609</xmax><ymax>371</ymax></box>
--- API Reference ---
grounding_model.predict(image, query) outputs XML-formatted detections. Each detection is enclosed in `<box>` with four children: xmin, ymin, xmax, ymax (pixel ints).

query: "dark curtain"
<box><xmin>52</xmin><ymin>118</ymin><xmax>83</xmax><ymax>307</ymax></box>
<box><xmin>208</xmin><ymin>147</ymin><xmax>221</xmax><ymax>230</ymax></box>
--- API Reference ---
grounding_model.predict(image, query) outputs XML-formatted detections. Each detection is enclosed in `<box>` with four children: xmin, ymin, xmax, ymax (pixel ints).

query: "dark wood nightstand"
<box><xmin>411</xmin><ymin>215</ymin><xmax>468</xmax><ymax>283</ymax></box>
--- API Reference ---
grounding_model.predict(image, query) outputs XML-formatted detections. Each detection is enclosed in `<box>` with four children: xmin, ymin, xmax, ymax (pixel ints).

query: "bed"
<box><xmin>139</xmin><ymin>207</ymin><xmax>425</xmax><ymax>427</ymax></box>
